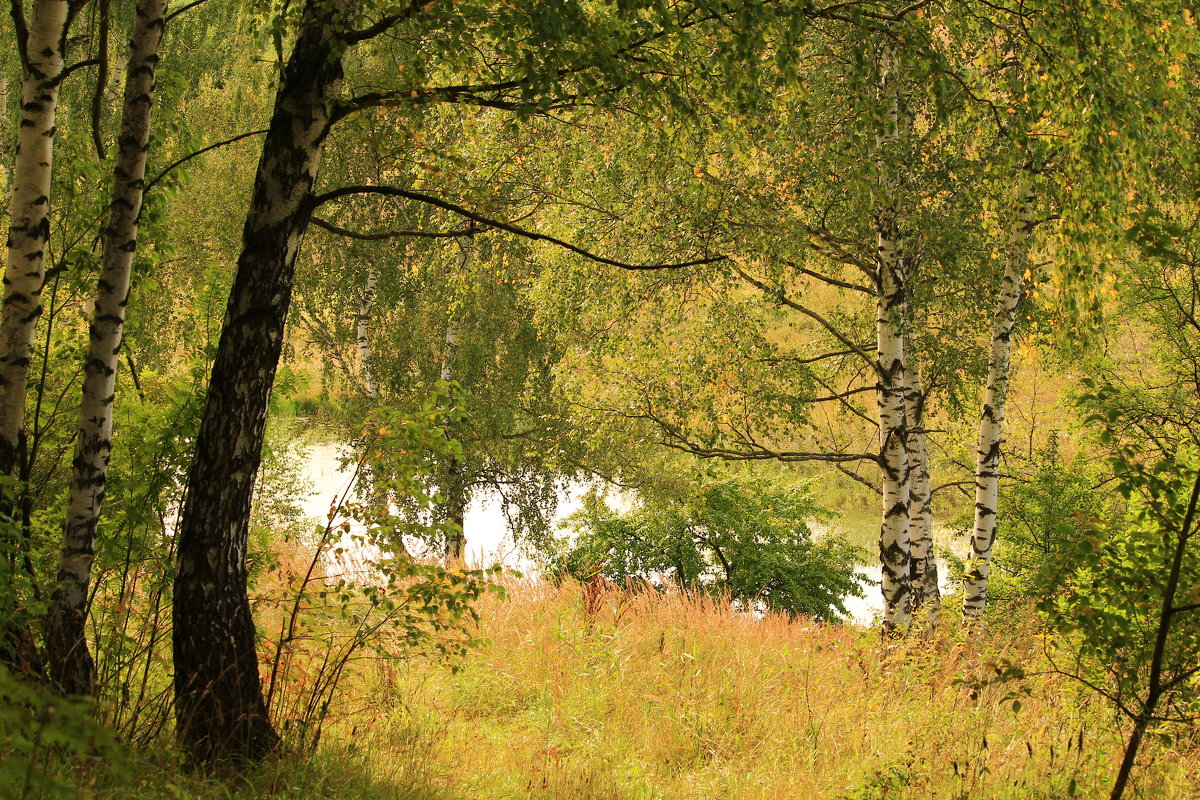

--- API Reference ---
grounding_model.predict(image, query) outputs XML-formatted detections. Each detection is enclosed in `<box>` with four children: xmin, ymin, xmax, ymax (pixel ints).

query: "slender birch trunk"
<box><xmin>439</xmin><ymin>321</ymin><xmax>466</xmax><ymax>560</ymax></box>
<box><xmin>44</xmin><ymin>0</ymin><xmax>167</xmax><ymax>697</ymax></box>
<box><xmin>172</xmin><ymin>0</ymin><xmax>344</xmax><ymax>765</ymax></box>
<box><xmin>962</xmin><ymin>168</ymin><xmax>1038</xmax><ymax>619</ymax></box>
<box><xmin>873</xmin><ymin>47</ymin><xmax>911</xmax><ymax>635</ymax></box>
<box><xmin>356</xmin><ymin>261</ymin><xmax>380</xmax><ymax>400</ymax></box>
<box><xmin>903</xmin><ymin>331</ymin><xmax>939</xmax><ymax>619</ymax></box>
<box><xmin>0</xmin><ymin>0</ymin><xmax>73</xmax><ymax>482</ymax></box>
<box><xmin>0</xmin><ymin>0</ymin><xmax>74</xmax><ymax>676</ymax></box>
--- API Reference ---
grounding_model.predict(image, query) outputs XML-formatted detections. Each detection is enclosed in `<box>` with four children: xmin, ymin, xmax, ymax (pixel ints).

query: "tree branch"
<box><xmin>309</xmin><ymin>185</ymin><xmax>727</xmax><ymax>271</ymax></box>
<box><xmin>145</xmin><ymin>128</ymin><xmax>269</xmax><ymax>193</ymax></box>
<box><xmin>165</xmin><ymin>0</ymin><xmax>211</xmax><ymax>24</ymax></box>
<box><xmin>835</xmin><ymin>462</ymin><xmax>882</xmax><ymax>494</ymax></box>
<box><xmin>781</xmin><ymin>254</ymin><xmax>874</xmax><ymax>294</ymax></box>
<box><xmin>755</xmin><ymin>348</ymin><xmax>871</xmax><ymax>366</ymax></box>
<box><xmin>89</xmin><ymin>0</ymin><xmax>110</xmax><ymax>160</ymax></box>
<box><xmin>809</xmin><ymin>371</ymin><xmax>877</xmax><ymax>427</ymax></box>
<box><xmin>633</xmin><ymin>402</ymin><xmax>878</xmax><ymax>466</ymax></box>
<box><xmin>332</xmin><ymin>7</ymin><xmax>723</xmax><ymax>122</ymax></box>
<box><xmin>56</xmin><ymin>57</ymin><xmax>101</xmax><ymax>85</ymax></box>
<box><xmin>730</xmin><ymin>262</ymin><xmax>881</xmax><ymax>377</ymax></box>
<box><xmin>342</xmin><ymin>1</ymin><xmax>436</xmax><ymax>44</ymax></box>
<box><xmin>11</xmin><ymin>0</ymin><xmax>29</xmax><ymax>71</ymax></box>
<box><xmin>310</xmin><ymin>216</ymin><xmax>479</xmax><ymax>241</ymax></box>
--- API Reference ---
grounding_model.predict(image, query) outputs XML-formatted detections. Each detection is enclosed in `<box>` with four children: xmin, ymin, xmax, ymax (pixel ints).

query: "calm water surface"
<box><xmin>295</xmin><ymin>441</ymin><xmax>961</xmax><ymax>625</ymax></box>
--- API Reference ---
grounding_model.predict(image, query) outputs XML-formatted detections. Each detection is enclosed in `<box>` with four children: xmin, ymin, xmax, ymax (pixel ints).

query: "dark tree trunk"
<box><xmin>172</xmin><ymin>1</ymin><xmax>344</xmax><ymax>766</ymax></box>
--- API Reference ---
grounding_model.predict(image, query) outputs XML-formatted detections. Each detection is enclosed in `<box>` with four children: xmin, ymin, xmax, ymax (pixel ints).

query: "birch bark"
<box><xmin>439</xmin><ymin>321</ymin><xmax>466</xmax><ymax>559</ymax></box>
<box><xmin>873</xmin><ymin>48</ymin><xmax>911</xmax><ymax>635</ymax></box>
<box><xmin>876</xmin><ymin>258</ymin><xmax>910</xmax><ymax>634</ymax></box>
<box><xmin>0</xmin><ymin>0</ymin><xmax>73</xmax><ymax>481</ymax></box>
<box><xmin>357</xmin><ymin>262</ymin><xmax>381</xmax><ymax>400</ymax></box>
<box><xmin>45</xmin><ymin>0</ymin><xmax>167</xmax><ymax>696</ymax></box>
<box><xmin>962</xmin><ymin>169</ymin><xmax>1038</xmax><ymax>618</ymax></box>
<box><xmin>0</xmin><ymin>76</ymin><xmax>8</xmax><ymax>193</ymax></box>
<box><xmin>903</xmin><ymin>331</ymin><xmax>939</xmax><ymax>619</ymax></box>
<box><xmin>0</xmin><ymin>0</ymin><xmax>75</xmax><ymax>676</ymax></box>
<box><xmin>172</xmin><ymin>0</ymin><xmax>344</xmax><ymax>764</ymax></box>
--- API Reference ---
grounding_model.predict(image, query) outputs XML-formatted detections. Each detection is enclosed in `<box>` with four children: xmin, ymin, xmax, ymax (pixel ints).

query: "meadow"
<box><xmin>42</xmin><ymin>577</ymin><xmax>1198</xmax><ymax>800</ymax></box>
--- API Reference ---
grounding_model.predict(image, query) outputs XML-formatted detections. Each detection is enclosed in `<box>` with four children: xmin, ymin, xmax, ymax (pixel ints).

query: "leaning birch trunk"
<box><xmin>44</xmin><ymin>0</ymin><xmax>167</xmax><ymax>697</ymax></box>
<box><xmin>172</xmin><ymin>0</ymin><xmax>344</xmax><ymax>765</ymax></box>
<box><xmin>873</xmin><ymin>46</ymin><xmax>911</xmax><ymax>635</ymax></box>
<box><xmin>439</xmin><ymin>321</ymin><xmax>466</xmax><ymax>560</ymax></box>
<box><xmin>356</xmin><ymin>261</ymin><xmax>380</xmax><ymax>400</ymax></box>
<box><xmin>0</xmin><ymin>0</ymin><xmax>73</xmax><ymax>676</ymax></box>
<box><xmin>962</xmin><ymin>169</ymin><xmax>1038</xmax><ymax>619</ymax></box>
<box><xmin>903</xmin><ymin>331</ymin><xmax>939</xmax><ymax>619</ymax></box>
<box><xmin>0</xmin><ymin>0</ymin><xmax>72</xmax><ymax>483</ymax></box>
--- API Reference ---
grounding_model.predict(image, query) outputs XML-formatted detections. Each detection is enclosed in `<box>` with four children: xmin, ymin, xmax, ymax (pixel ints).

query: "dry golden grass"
<box><xmin>304</xmin><ymin>579</ymin><xmax>1200</xmax><ymax>800</ymax></box>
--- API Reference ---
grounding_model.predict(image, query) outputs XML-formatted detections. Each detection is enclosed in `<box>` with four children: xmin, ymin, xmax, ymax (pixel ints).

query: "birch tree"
<box><xmin>172</xmin><ymin>0</ymin><xmax>345</xmax><ymax>762</ymax></box>
<box><xmin>871</xmin><ymin>44</ymin><xmax>913</xmax><ymax>634</ymax></box>
<box><xmin>961</xmin><ymin>167</ymin><xmax>1038</xmax><ymax>619</ymax></box>
<box><xmin>525</xmin><ymin>11</ymin><xmax>993</xmax><ymax>632</ymax></box>
<box><xmin>0</xmin><ymin>0</ymin><xmax>87</xmax><ymax>674</ymax></box>
<box><xmin>951</xmin><ymin>0</ymin><xmax>1185</xmax><ymax>619</ymax></box>
<box><xmin>904</xmin><ymin>332</ymin><xmax>938</xmax><ymax>617</ymax></box>
<box><xmin>356</xmin><ymin>261</ymin><xmax>381</xmax><ymax>401</ymax></box>
<box><xmin>438</xmin><ymin>315</ymin><xmax>466</xmax><ymax>559</ymax></box>
<box><xmin>43</xmin><ymin>0</ymin><xmax>168</xmax><ymax>697</ymax></box>
<box><xmin>0</xmin><ymin>0</ymin><xmax>87</xmax><ymax>480</ymax></box>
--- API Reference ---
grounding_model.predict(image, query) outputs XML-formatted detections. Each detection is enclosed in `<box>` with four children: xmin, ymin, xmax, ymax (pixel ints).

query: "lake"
<box><xmin>294</xmin><ymin>440</ymin><xmax>960</xmax><ymax>625</ymax></box>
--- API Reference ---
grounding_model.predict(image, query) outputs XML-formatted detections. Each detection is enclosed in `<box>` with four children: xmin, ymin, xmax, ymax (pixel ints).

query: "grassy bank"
<box><xmin>20</xmin><ymin>579</ymin><xmax>1200</xmax><ymax>799</ymax></box>
<box><xmin>332</xmin><ymin>582</ymin><xmax>1196</xmax><ymax>799</ymax></box>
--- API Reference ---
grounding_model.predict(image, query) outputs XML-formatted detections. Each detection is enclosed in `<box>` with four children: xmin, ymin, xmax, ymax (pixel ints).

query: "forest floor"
<box><xmin>76</xmin><ymin>579</ymin><xmax>1200</xmax><ymax>800</ymax></box>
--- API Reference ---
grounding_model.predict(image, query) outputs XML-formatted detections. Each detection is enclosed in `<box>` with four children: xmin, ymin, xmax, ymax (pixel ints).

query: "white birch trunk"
<box><xmin>873</xmin><ymin>47</ymin><xmax>911</xmax><ymax>634</ymax></box>
<box><xmin>962</xmin><ymin>169</ymin><xmax>1038</xmax><ymax>619</ymax></box>
<box><xmin>876</xmin><ymin>260</ymin><xmax>910</xmax><ymax>634</ymax></box>
<box><xmin>439</xmin><ymin>322</ymin><xmax>458</xmax><ymax>385</ymax></box>
<box><xmin>0</xmin><ymin>0</ymin><xmax>72</xmax><ymax>479</ymax></box>
<box><xmin>45</xmin><ymin>0</ymin><xmax>166</xmax><ymax>695</ymax></box>
<box><xmin>439</xmin><ymin>320</ymin><xmax>466</xmax><ymax>559</ymax></box>
<box><xmin>903</xmin><ymin>331</ymin><xmax>939</xmax><ymax>620</ymax></box>
<box><xmin>357</xmin><ymin>262</ymin><xmax>380</xmax><ymax>400</ymax></box>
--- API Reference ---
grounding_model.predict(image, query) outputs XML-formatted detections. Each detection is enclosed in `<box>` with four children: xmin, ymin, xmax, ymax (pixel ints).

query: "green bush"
<box><xmin>0</xmin><ymin>665</ymin><xmax>122</xmax><ymax>799</ymax></box>
<box><xmin>987</xmin><ymin>433</ymin><xmax>1110</xmax><ymax>606</ymax></box>
<box><xmin>549</xmin><ymin>472</ymin><xmax>864</xmax><ymax>620</ymax></box>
